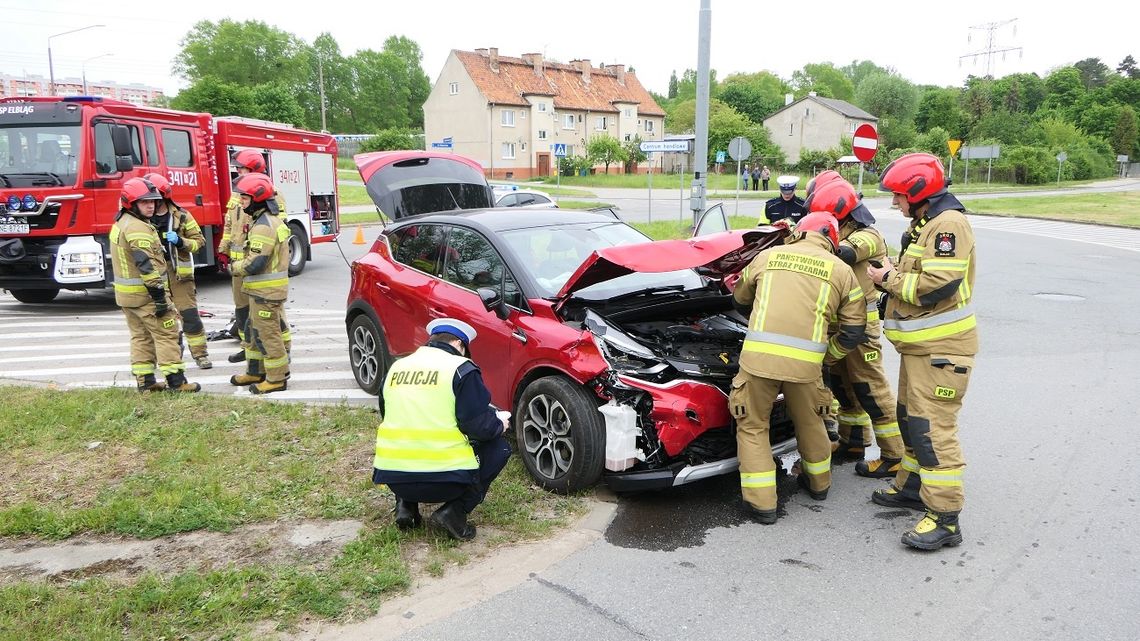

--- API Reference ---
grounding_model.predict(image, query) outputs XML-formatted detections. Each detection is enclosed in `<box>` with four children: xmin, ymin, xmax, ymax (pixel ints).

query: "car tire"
<box><xmin>287</xmin><ymin>223</ymin><xmax>307</xmax><ymax>276</ymax></box>
<box><xmin>516</xmin><ymin>376</ymin><xmax>605</xmax><ymax>493</ymax></box>
<box><xmin>9</xmin><ymin>288</ymin><xmax>59</xmax><ymax>304</ymax></box>
<box><xmin>349</xmin><ymin>314</ymin><xmax>391</xmax><ymax>395</ymax></box>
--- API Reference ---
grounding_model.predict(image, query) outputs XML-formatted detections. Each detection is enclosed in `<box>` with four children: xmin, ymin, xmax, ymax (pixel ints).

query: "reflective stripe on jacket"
<box><xmin>373</xmin><ymin>345</ymin><xmax>479</xmax><ymax>473</ymax></box>
<box><xmin>882</xmin><ymin>207</ymin><xmax>978</xmax><ymax>355</ymax></box>
<box><xmin>109</xmin><ymin>210</ymin><xmax>167</xmax><ymax>308</ymax></box>
<box><xmin>839</xmin><ymin>223</ymin><xmax>888</xmax><ymax>332</ymax></box>
<box><xmin>235</xmin><ymin>211</ymin><xmax>290</xmax><ymax>300</ymax></box>
<box><xmin>733</xmin><ymin>234</ymin><xmax>866</xmax><ymax>383</ymax></box>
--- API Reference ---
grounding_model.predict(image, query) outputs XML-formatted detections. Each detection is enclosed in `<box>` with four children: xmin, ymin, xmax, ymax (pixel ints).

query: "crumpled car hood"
<box><xmin>554</xmin><ymin>226</ymin><xmax>788</xmax><ymax>299</ymax></box>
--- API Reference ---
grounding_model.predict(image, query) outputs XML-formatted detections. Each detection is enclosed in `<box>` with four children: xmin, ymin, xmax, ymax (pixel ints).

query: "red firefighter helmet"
<box><xmin>879</xmin><ymin>152</ymin><xmax>946</xmax><ymax>203</ymax></box>
<box><xmin>803</xmin><ymin>178</ymin><xmax>858</xmax><ymax>221</ymax></box>
<box><xmin>120</xmin><ymin>177</ymin><xmax>163</xmax><ymax>209</ymax></box>
<box><xmin>795</xmin><ymin>212</ymin><xmax>840</xmax><ymax>251</ymax></box>
<box><xmin>142</xmin><ymin>172</ymin><xmax>172</xmax><ymax>198</ymax></box>
<box><xmin>233</xmin><ymin>149</ymin><xmax>267</xmax><ymax>174</ymax></box>
<box><xmin>805</xmin><ymin>170</ymin><xmax>843</xmax><ymax>197</ymax></box>
<box><xmin>234</xmin><ymin>173</ymin><xmax>275</xmax><ymax>203</ymax></box>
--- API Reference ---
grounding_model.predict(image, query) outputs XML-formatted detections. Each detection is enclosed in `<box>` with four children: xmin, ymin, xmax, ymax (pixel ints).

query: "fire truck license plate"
<box><xmin>0</xmin><ymin>222</ymin><xmax>30</xmax><ymax>235</ymax></box>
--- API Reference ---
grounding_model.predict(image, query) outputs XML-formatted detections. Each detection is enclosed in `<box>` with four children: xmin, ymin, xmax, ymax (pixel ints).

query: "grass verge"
<box><xmin>557</xmin><ymin>200</ymin><xmax>613</xmax><ymax>210</ymax></box>
<box><xmin>338</xmin><ymin>184</ymin><xmax>372</xmax><ymax>207</ymax></box>
<box><xmin>961</xmin><ymin>191</ymin><xmax>1140</xmax><ymax>227</ymax></box>
<box><xmin>0</xmin><ymin>387</ymin><xmax>584</xmax><ymax>639</ymax></box>
<box><xmin>632</xmin><ymin>215</ymin><xmax>759</xmax><ymax>240</ymax></box>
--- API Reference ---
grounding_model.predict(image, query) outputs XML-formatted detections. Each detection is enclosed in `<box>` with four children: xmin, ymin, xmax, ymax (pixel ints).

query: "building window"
<box><xmin>644</xmin><ymin>119</ymin><xmax>654</xmax><ymax>133</ymax></box>
<box><xmin>562</xmin><ymin>114</ymin><xmax>575</xmax><ymax>130</ymax></box>
<box><xmin>521</xmin><ymin>111</ymin><xmax>526</xmax><ymax>119</ymax></box>
<box><xmin>502</xmin><ymin>142</ymin><xmax>516</xmax><ymax>159</ymax></box>
<box><xmin>501</xmin><ymin>110</ymin><xmax>515</xmax><ymax>127</ymax></box>
<box><xmin>538</xmin><ymin>103</ymin><xmax>547</xmax><ymax>112</ymax></box>
<box><xmin>538</xmin><ymin>130</ymin><xmax>547</xmax><ymax>140</ymax></box>
<box><xmin>595</xmin><ymin>116</ymin><xmax>606</xmax><ymax>130</ymax></box>
<box><xmin>624</xmin><ymin>134</ymin><xmax>631</xmax><ymax>142</ymax></box>
<box><xmin>789</xmin><ymin>123</ymin><xmax>794</xmax><ymax>136</ymax></box>
<box><xmin>449</xmin><ymin>82</ymin><xmax>459</xmax><ymax>95</ymax></box>
<box><xmin>624</xmin><ymin>108</ymin><xmax>632</xmax><ymax>117</ymax></box>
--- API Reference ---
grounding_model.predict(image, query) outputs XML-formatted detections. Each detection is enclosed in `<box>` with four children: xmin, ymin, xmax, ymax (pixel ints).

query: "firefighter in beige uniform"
<box><xmin>868</xmin><ymin>152</ymin><xmax>977</xmax><ymax>551</ymax></box>
<box><xmin>144</xmin><ymin>173</ymin><xmax>211</xmax><ymax>369</ymax></box>
<box><xmin>730</xmin><ymin>183</ymin><xmax>866</xmax><ymax>524</ymax></box>
<box><xmin>805</xmin><ymin>171</ymin><xmax>905</xmax><ymax>477</ymax></box>
<box><xmin>228</xmin><ymin>173</ymin><xmax>291</xmax><ymax>394</ymax></box>
<box><xmin>219</xmin><ymin>149</ymin><xmax>289</xmax><ymax>364</ymax></box>
<box><xmin>109</xmin><ymin>177</ymin><xmax>200</xmax><ymax>393</ymax></box>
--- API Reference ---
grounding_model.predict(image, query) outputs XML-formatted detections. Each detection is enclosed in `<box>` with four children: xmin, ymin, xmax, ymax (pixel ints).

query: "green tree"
<box><xmin>174</xmin><ymin>19</ymin><xmax>309</xmax><ymax>86</ymax></box>
<box><xmin>250</xmin><ymin>82</ymin><xmax>305</xmax><ymax>126</ymax></box>
<box><xmin>1111</xmin><ymin>105</ymin><xmax>1139</xmax><ymax>156</ymax></box>
<box><xmin>991</xmin><ymin>73</ymin><xmax>1047</xmax><ymax>114</ymax></box>
<box><xmin>170</xmin><ymin>77</ymin><xmax>255</xmax><ymax>116</ymax></box>
<box><xmin>791</xmin><ymin>63</ymin><xmax>855</xmax><ymax>101</ymax></box>
<box><xmin>1042</xmin><ymin>67</ymin><xmax>1085</xmax><ymax>112</ymax></box>
<box><xmin>879</xmin><ymin>119</ymin><xmax>917</xmax><ymax>152</ymax></box>
<box><xmin>622</xmin><ymin>135</ymin><xmax>648</xmax><ymax>173</ymax></box>
<box><xmin>359</xmin><ymin>128</ymin><xmax>421</xmax><ymax>152</ymax></box>
<box><xmin>675</xmin><ymin>69</ymin><xmax>719</xmax><ymax>102</ymax></box>
<box><xmin>300</xmin><ymin>33</ymin><xmax>355</xmax><ymax>132</ymax></box>
<box><xmin>961</xmin><ymin>76</ymin><xmax>994</xmax><ymax>129</ymax></box>
<box><xmin>1118</xmin><ymin>55</ymin><xmax>1140</xmax><ymax>80</ymax></box>
<box><xmin>668</xmin><ymin>70</ymin><xmax>679</xmax><ymax>99</ymax></box>
<box><xmin>718</xmin><ymin>71</ymin><xmax>789</xmax><ymax>123</ymax></box>
<box><xmin>915</xmin><ymin>87</ymin><xmax>966</xmax><ymax>136</ymax></box>
<box><xmin>586</xmin><ymin>134</ymin><xmax>627</xmax><ymax>173</ymax></box>
<box><xmin>379</xmin><ymin>36</ymin><xmax>431</xmax><ymax>128</ymax></box>
<box><xmin>1074</xmin><ymin>57</ymin><xmax>1111</xmax><ymax>90</ymax></box>
<box><xmin>1077</xmin><ymin>103</ymin><xmax>1122</xmax><ymax>141</ymax></box>
<box><xmin>915</xmin><ymin>127</ymin><xmax>951</xmax><ymax>156</ymax></box>
<box><xmin>970</xmin><ymin>109</ymin><xmax>1033</xmax><ymax>145</ymax></box>
<box><xmin>854</xmin><ymin>72</ymin><xmax>919</xmax><ymax>123</ymax></box>
<box><xmin>841</xmin><ymin>60</ymin><xmax>893</xmax><ymax>89</ymax></box>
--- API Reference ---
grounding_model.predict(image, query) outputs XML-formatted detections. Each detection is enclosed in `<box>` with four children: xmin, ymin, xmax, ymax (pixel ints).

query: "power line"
<box><xmin>958</xmin><ymin>18</ymin><xmax>1023</xmax><ymax>78</ymax></box>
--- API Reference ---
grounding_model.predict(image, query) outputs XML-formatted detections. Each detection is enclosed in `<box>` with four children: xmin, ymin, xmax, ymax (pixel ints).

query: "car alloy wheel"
<box><xmin>348</xmin><ymin>315</ymin><xmax>389</xmax><ymax>395</ymax></box>
<box><xmin>516</xmin><ymin>376</ymin><xmax>605</xmax><ymax>493</ymax></box>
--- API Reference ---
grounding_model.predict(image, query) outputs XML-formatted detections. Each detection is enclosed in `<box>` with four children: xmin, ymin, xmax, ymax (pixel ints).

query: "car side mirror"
<box><xmin>477</xmin><ymin>287</ymin><xmax>509</xmax><ymax>320</ymax></box>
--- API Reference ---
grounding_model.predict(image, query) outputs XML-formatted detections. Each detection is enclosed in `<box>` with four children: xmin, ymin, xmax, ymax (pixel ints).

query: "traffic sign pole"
<box><xmin>857</xmin><ymin>162</ymin><xmax>864</xmax><ymax>194</ymax></box>
<box><xmin>647</xmin><ymin>152</ymin><xmax>653</xmax><ymax>222</ymax></box>
<box><xmin>735</xmin><ymin>159</ymin><xmax>741</xmax><ymax>217</ymax></box>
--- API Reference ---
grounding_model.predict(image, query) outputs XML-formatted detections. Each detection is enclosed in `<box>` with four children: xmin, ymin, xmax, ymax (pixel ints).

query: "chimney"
<box><xmin>785</xmin><ymin>93</ymin><xmax>794</xmax><ymax>106</ymax></box>
<box><xmin>489</xmin><ymin>47</ymin><xmax>499</xmax><ymax>72</ymax></box>
<box><xmin>579</xmin><ymin>59</ymin><xmax>591</xmax><ymax>84</ymax></box>
<box><xmin>808</xmin><ymin>90</ymin><xmax>817</xmax><ymax>97</ymax></box>
<box><xmin>475</xmin><ymin>48</ymin><xmax>488</xmax><ymax>57</ymax></box>
<box><xmin>523</xmin><ymin>52</ymin><xmax>544</xmax><ymax>76</ymax></box>
<box><xmin>606</xmin><ymin>63</ymin><xmax>626</xmax><ymax>85</ymax></box>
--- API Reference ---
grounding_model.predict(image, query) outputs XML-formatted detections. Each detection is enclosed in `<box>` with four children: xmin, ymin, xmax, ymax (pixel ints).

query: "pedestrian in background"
<box><xmin>761</xmin><ymin>166</ymin><xmax>771</xmax><ymax>191</ymax></box>
<box><xmin>373</xmin><ymin>318</ymin><xmax>511</xmax><ymax>541</ymax></box>
<box><xmin>751</xmin><ymin>165</ymin><xmax>760</xmax><ymax>191</ymax></box>
<box><xmin>144</xmin><ymin>172</ymin><xmax>211</xmax><ymax>370</ymax></box>
<box><xmin>109</xmin><ymin>177</ymin><xmax>199</xmax><ymax>393</ymax></box>
<box><xmin>764</xmin><ymin>175</ymin><xmax>807</xmax><ymax>224</ymax></box>
<box><xmin>868</xmin><ymin>152</ymin><xmax>978</xmax><ymax>551</ymax></box>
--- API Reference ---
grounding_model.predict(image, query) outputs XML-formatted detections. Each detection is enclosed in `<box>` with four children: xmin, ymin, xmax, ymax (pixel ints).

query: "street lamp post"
<box><xmin>82</xmin><ymin>53</ymin><xmax>113</xmax><ymax>95</ymax></box>
<box><xmin>48</xmin><ymin>24</ymin><xmax>105</xmax><ymax>96</ymax></box>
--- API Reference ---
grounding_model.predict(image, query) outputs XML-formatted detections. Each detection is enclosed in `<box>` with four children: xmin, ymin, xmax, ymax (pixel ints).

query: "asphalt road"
<box><xmin>3</xmin><ymin>187</ymin><xmax>1139</xmax><ymax>639</ymax></box>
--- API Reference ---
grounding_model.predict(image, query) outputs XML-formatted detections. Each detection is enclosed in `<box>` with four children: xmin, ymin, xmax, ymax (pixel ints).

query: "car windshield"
<box><xmin>500</xmin><ymin>222</ymin><xmax>705</xmax><ymax>299</ymax></box>
<box><xmin>0</xmin><ymin>124</ymin><xmax>82</xmax><ymax>187</ymax></box>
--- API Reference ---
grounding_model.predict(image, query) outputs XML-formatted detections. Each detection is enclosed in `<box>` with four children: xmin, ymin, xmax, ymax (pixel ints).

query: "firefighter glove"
<box><xmin>146</xmin><ymin>285</ymin><xmax>169</xmax><ymax>314</ymax></box>
<box><xmin>164</xmin><ymin>231</ymin><xmax>183</xmax><ymax>247</ymax></box>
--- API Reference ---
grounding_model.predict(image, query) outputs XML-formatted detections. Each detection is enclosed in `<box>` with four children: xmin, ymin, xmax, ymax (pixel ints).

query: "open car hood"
<box><xmin>354</xmin><ymin>151</ymin><xmax>495</xmax><ymax>220</ymax></box>
<box><xmin>554</xmin><ymin>226</ymin><xmax>788</xmax><ymax>299</ymax></box>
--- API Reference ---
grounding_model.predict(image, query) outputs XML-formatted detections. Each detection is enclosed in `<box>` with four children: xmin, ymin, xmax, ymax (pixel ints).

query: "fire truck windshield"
<box><xmin>0</xmin><ymin>124</ymin><xmax>82</xmax><ymax>187</ymax></box>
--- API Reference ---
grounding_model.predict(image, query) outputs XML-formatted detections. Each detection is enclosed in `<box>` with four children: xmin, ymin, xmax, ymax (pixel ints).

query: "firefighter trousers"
<box><xmin>231</xmin><ymin>274</ymin><xmax>250</xmax><ymax>350</ymax></box>
<box><xmin>892</xmin><ymin>353</ymin><xmax>974</xmax><ymax>513</ymax></box>
<box><xmin>168</xmin><ymin>275</ymin><xmax>207</xmax><ymax>360</ymax></box>
<box><xmin>122</xmin><ymin>303</ymin><xmax>184</xmax><ymax>378</ymax></box>
<box><xmin>248</xmin><ymin>297</ymin><xmax>290</xmax><ymax>383</ymax></box>
<box><xmin>730</xmin><ymin>370</ymin><xmax>833</xmax><ymax>512</ymax></box>
<box><xmin>826</xmin><ymin>333</ymin><xmax>904</xmax><ymax>459</ymax></box>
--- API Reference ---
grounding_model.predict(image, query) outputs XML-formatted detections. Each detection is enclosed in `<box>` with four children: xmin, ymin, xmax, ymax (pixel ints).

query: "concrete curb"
<box><xmin>291</xmin><ymin>497</ymin><xmax>617</xmax><ymax>641</ymax></box>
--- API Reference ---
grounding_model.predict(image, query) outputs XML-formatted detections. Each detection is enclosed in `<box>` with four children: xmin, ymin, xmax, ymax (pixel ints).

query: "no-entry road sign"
<box><xmin>852</xmin><ymin>124</ymin><xmax>878</xmax><ymax>162</ymax></box>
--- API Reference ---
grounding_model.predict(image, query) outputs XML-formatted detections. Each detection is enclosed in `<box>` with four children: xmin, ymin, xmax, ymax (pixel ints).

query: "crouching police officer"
<box><xmin>144</xmin><ymin>173</ymin><xmax>211</xmax><ymax>369</ymax></box>
<box><xmin>731</xmin><ymin>182</ymin><xmax>866</xmax><ymax>524</ymax></box>
<box><xmin>868</xmin><ymin>152</ymin><xmax>978</xmax><ymax>550</ymax></box>
<box><xmin>110</xmin><ymin>177</ymin><xmax>199</xmax><ymax>393</ymax></box>
<box><xmin>763</xmin><ymin>175</ymin><xmax>807</xmax><ymax>225</ymax></box>
<box><xmin>372</xmin><ymin>319</ymin><xmax>511</xmax><ymax>541</ymax></box>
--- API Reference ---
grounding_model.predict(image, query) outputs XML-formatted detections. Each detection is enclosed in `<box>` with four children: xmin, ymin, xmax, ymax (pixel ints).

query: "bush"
<box><xmin>359</xmin><ymin>128</ymin><xmax>421</xmax><ymax>153</ymax></box>
<box><xmin>995</xmin><ymin>146</ymin><xmax>1055</xmax><ymax>184</ymax></box>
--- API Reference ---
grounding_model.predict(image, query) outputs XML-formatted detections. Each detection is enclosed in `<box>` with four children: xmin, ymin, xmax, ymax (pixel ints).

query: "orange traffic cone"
<box><xmin>353</xmin><ymin>225</ymin><xmax>365</xmax><ymax>244</ymax></box>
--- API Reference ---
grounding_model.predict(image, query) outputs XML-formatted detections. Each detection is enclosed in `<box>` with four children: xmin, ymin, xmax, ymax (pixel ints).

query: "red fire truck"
<box><xmin>0</xmin><ymin>96</ymin><xmax>340</xmax><ymax>303</ymax></box>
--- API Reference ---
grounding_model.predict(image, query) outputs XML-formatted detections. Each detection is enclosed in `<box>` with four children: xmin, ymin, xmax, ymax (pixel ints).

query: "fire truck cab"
<box><xmin>0</xmin><ymin>96</ymin><xmax>338</xmax><ymax>304</ymax></box>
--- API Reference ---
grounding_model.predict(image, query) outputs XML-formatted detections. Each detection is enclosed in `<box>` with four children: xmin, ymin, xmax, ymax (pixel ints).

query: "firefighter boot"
<box><xmin>430</xmin><ymin>501</ymin><xmax>476</xmax><ymax>540</ymax></box>
<box><xmin>227</xmin><ymin>349</ymin><xmax>246</xmax><ymax>363</ymax></box>
<box><xmin>796</xmin><ymin>472</ymin><xmax>829</xmax><ymax>500</ymax></box>
<box><xmin>136</xmin><ymin>374</ymin><xmax>166</xmax><ymax>393</ymax></box>
<box><xmin>871</xmin><ymin>473</ymin><xmax>925</xmax><ymax>511</ymax></box>
<box><xmin>230</xmin><ymin>361</ymin><xmax>264</xmax><ymax>386</ymax></box>
<box><xmin>249</xmin><ymin>379</ymin><xmax>287</xmax><ymax>395</ymax></box>
<box><xmin>195</xmin><ymin>355</ymin><xmax>213</xmax><ymax>370</ymax></box>
<box><xmin>856</xmin><ymin>457</ymin><xmax>902</xmax><ymax>479</ymax></box>
<box><xmin>902</xmin><ymin>511</ymin><xmax>963</xmax><ymax>550</ymax></box>
<box><xmin>833</xmin><ymin>433</ymin><xmax>866</xmax><ymax>462</ymax></box>
<box><xmin>394</xmin><ymin>499</ymin><xmax>422</xmax><ymax>530</ymax></box>
<box><xmin>742</xmin><ymin>500</ymin><xmax>778</xmax><ymax>525</ymax></box>
<box><xmin>165</xmin><ymin>372</ymin><xmax>201</xmax><ymax>393</ymax></box>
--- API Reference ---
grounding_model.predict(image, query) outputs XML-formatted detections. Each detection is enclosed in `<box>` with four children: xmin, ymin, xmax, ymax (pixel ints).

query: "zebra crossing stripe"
<box><xmin>968</xmin><ymin>215</ymin><xmax>1140</xmax><ymax>252</ymax></box>
<box><xmin>3</xmin><ymin>355</ymin><xmax>348</xmax><ymax>378</ymax></box>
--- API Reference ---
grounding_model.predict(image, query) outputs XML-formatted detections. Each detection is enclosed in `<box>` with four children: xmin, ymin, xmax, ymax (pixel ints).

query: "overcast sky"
<box><xmin>4</xmin><ymin>0</ymin><xmax>1135</xmax><ymax>99</ymax></box>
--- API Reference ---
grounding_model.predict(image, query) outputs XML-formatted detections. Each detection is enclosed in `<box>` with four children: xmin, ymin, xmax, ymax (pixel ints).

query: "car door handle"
<box><xmin>429</xmin><ymin>308</ymin><xmax>444</xmax><ymax>318</ymax></box>
<box><xmin>375</xmin><ymin>280</ymin><xmax>390</xmax><ymax>292</ymax></box>
<box><xmin>512</xmin><ymin>328</ymin><xmax>527</xmax><ymax>344</ymax></box>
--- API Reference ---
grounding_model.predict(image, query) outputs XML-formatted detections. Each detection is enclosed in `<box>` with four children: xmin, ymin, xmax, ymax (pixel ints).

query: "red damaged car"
<box><xmin>346</xmin><ymin>151</ymin><xmax>795</xmax><ymax>492</ymax></box>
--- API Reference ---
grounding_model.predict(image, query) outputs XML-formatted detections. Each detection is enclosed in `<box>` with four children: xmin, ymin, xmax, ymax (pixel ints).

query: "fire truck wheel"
<box><xmin>10</xmin><ymin>288</ymin><xmax>59</xmax><ymax>304</ymax></box>
<box><xmin>287</xmin><ymin>223</ymin><xmax>307</xmax><ymax>276</ymax></box>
